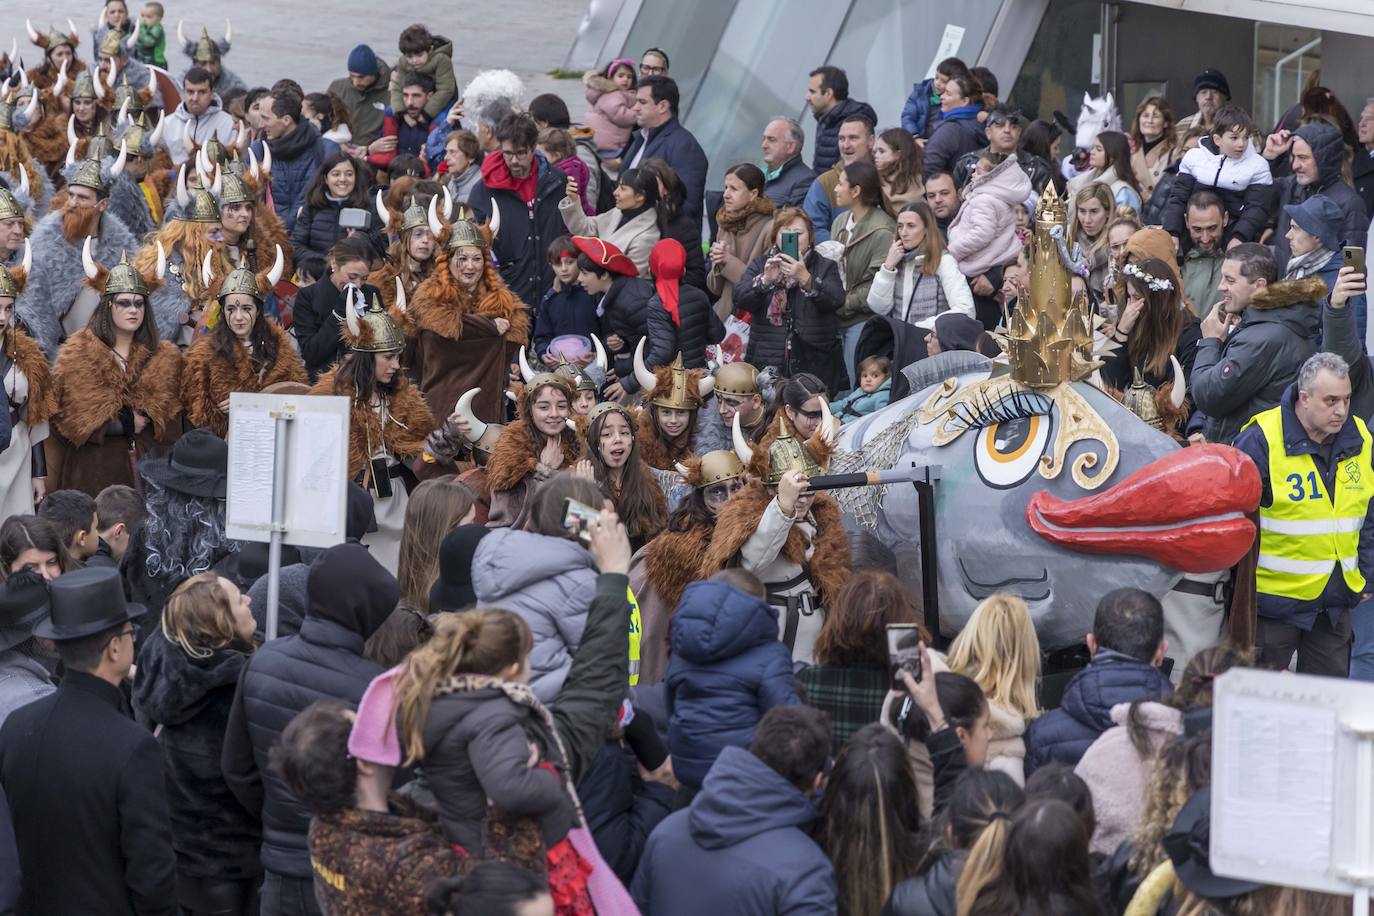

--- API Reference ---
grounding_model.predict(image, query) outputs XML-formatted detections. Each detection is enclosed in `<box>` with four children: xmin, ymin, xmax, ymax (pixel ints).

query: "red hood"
<box><xmin>1027</xmin><ymin>444</ymin><xmax>1260</xmax><ymax>573</ymax></box>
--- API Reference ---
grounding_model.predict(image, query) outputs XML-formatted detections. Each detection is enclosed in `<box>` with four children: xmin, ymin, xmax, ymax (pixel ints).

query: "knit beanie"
<box><xmin>347</xmin><ymin>44</ymin><xmax>379</xmax><ymax>78</ymax></box>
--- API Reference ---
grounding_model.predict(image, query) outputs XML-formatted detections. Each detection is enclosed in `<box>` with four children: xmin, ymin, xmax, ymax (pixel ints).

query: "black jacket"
<box><xmin>1191</xmin><ymin>275</ymin><xmax>1323</xmax><ymax>444</ymax></box>
<box><xmin>645</xmin><ymin>284</ymin><xmax>724</xmax><ymax>370</ymax></box>
<box><xmin>663</xmin><ymin>209</ymin><xmax>709</xmax><ymax>293</ymax></box>
<box><xmin>466</xmin><ymin>160</ymin><xmax>569</xmax><ymax>308</ymax></box>
<box><xmin>0</xmin><ymin>671</ymin><xmax>177</xmax><ymax>916</ymax></box>
<box><xmin>882</xmin><ymin>849</ymin><xmax>962</xmax><ymax>916</ymax></box>
<box><xmin>292</xmin><ymin>279</ymin><xmax>382</xmax><ymax>381</ymax></box>
<box><xmin>1161</xmin><ymin>139</ymin><xmax>1276</xmax><ymax>244</ymax></box>
<box><xmin>764</xmin><ymin>156</ymin><xmax>818</xmax><ymax>209</ymax></box>
<box><xmin>577</xmin><ymin>741</ymin><xmax>674</xmax><ymax>885</ymax></box>
<box><xmin>289</xmin><ymin>197</ymin><xmax>387</xmax><ymax>257</ymax></box>
<box><xmin>812</xmin><ymin>98</ymin><xmax>877</xmax><ymax>173</ymax></box>
<box><xmin>734</xmin><ymin>249</ymin><xmax>848</xmax><ymax>391</ymax></box>
<box><xmin>598</xmin><ymin>275</ymin><xmax>655</xmax><ymax>392</ymax></box>
<box><xmin>221</xmin><ymin>544</ymin><xmax>396</xmax><ymax>877</ymax></box>
<box><xmin>133</xmin><ymin>630</ymin><xmax>261</xmax><ymax>883</ymax></box>
<box><xmin>621</xmin><ymin>118</ymin><xmax>709</xmax><ymax>223</ymax></box>
<box><xmin>1271</xmin><ymin>122</ymin><xmax>1369</xmax><ymax>273</ymax></box>
<box><xmin>1355</xmin><ymin>147</ymin><xmax>1374</xmax><ymax>219</ymax></box>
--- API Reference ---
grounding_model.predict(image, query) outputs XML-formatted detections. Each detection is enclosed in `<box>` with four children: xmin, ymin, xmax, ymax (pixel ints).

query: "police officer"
<box><xmin>1235</xmin><ymin>351</ymin><xmax>1374</xmax><ymax>677</ymax></box>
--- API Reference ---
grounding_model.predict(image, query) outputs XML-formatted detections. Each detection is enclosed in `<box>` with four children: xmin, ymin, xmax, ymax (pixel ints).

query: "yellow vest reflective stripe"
<box><xmin>1245</xmin><ymin>406</ymin><xmax>1372</xmax><ymax>600</ymax></box>
<box><xmin>626</xmin><ymin>585</ymin><xmax>642</xmax><ymax>686</ymax></box>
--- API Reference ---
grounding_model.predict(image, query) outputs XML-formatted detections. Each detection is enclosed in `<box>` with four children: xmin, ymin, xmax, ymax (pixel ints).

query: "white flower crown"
<box><xmin>1122</xmin><ymin>262</ymin><xmax>1174</xmax><ymax>293</ymax></box>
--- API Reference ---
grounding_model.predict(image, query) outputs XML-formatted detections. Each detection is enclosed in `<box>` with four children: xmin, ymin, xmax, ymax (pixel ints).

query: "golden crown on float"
<box><xmin>1000</xmin><ymin>183</ymin><xmax>1099</xmax><ymax>389</ymax></box>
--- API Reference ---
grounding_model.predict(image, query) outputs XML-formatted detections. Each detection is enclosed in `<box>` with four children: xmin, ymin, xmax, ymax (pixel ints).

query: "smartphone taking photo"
<box><xmin>886</xmin><ymin>623</ymin><xmax>923</xmax><ymax>690</ymax></box>
<box><xmin>561</xmin><ymin>497</ymin><xmax>599</xmax><ymax>545</ymax></box>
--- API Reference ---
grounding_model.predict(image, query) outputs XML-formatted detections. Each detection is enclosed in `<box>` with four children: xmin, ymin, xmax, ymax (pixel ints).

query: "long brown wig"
<box><xmin>585</xmin><ymin>404</ymin><xmax>666</xmax><ymax>541</ymax></box>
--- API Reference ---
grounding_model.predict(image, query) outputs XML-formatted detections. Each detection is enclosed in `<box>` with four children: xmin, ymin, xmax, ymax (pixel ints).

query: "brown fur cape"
<box><xmin>486</xmin><ymin>413</ymin><xmax>580</xmax><ymax>493</ymax></box>
<box><xmin>3</xmin><ymin>327</ymin><xmax>54</xmax><ymax>426</ymax></box>
<box><xmin>409</xmin><ymin>261</ymin><xmax>529</xmax><ymax>343</ymax></box>
<box><xmin>247</xmin><ymin>205</ymin><xmax>295</xmax><ymax>279</ymax></box>
<box><xmin>310</xmin><ymin>366</ymin><xmax>436</xmax><ymax>478</ymax></box>
<box><xmin>635</xmin><ymin>404</ymin><xmax>694</xmax><ymax>471</ymax></box>
<box><xmin>369</xmin><ymin>253</ymin><xmax>433</xmax><ymax>317</ymax></box>
<box><xmin>644</xmin><ymin>520</ymin><xmax>714</xmax><ymax>616</ymax></box>
<box><xmin>51</xmin><ymin>330</ymin><xmax>183</xmax><ymax>446</ymax></box>
<box><xmin>181</xmin><ymin>322</ymin><xmax>308</xmax><ymax>436</ymax></box>
<box><xmin>701</xmin><ymin>479</ymin><xmax>851</xmax><ymax>607</ymax></box>
<box><xmin>25</xmin><ymin>113</ymin><xmax>69</xmax><ymax>175</ymax></box>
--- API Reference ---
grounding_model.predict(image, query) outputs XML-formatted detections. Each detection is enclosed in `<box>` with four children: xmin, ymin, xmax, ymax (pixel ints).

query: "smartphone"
<box><xmin>561</xmin><ymin>497</ymin><xmax>600</xmax><ymax>544</ymax></box>
<box><xmin>1344</xmin><ymin>245</ymin><xmax>1365</xmax><ymax>275</ymax></box>
<box><xmin>368</xmin><ymin>457</ymin><xmax>393</xmax><ymax>499</ymax></box>
<box><xmin>886</xmin><ymin>623</ymin><xmax>923</xmax><ymax>690</ymax></box>
<box><xmin>339</xmin><ymin>208</ymin><xmax>372</xmax><ymax>230</ymax></box>
<box><xmin>780</xmin><ymin>229</ymin><xmax>800</xmax><ymax>261</ymax></box>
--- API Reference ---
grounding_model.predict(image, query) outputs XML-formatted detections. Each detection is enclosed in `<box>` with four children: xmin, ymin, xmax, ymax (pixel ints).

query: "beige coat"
<box><xmin>1130</xmin><ymin>140</ymin><xmax>1179</xmax><ymax>205</ymax></box>
<box><xmin>707</xmin><ymin>209</ymin><xmax>773</xmax><ymax>315</ymax></box>
<box><xmin>558</xmin><ymin>198</ymin><xmax>661</xmax><ymax>277</ymax></box>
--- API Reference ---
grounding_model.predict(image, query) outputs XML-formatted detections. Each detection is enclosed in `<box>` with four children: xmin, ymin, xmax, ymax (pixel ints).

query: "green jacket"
<box><xmin>389</xmin><ymin>37</ymin><xmax>457</xmax><ymax>121</ymax></box>
<box><xmin>1182</xmin><ymin>248</ymin><xmax>1224</xmax><ymax>319</ymax></box>
<box><xmin>328</xmin><ymin>58</ymin><xmax>393</xmax><ymax>146</ymax></box>
<box><xmin>832</xmin><ymin>206</ymin><xmax>896</xmax><ymax>327</ymax></box>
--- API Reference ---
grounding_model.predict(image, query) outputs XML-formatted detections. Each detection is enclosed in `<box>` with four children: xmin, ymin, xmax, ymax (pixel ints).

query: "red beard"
<box><xmin>62</xmin><ymin>206</ymin><xmax>102</xmax><ymax>245</ymax></box>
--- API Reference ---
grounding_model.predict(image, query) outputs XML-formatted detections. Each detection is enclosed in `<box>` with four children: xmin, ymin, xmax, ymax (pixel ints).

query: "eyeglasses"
<box><xmin>500</xmin><ymin>147</ymin><xmax>532</xmax><ymax>161</ymax></box>
<box><xmin>108</xmin><ymin>623</ymin><xmax>140</xmax><ymax>647</ymax></box>
<box><xmin>640</xmin><ymin>64</ymin><xmax>666</xmax><ymax>75</ymax></box>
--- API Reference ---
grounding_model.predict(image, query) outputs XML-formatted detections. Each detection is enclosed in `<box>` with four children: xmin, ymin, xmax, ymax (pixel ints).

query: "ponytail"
<box><xmin>955</xmin><ymin>813</ymin><xmax>1015</xmax><ymax>916</ymax></box>
<box><xmin>390</xmin><ymin>609</ymin><xmax>532</xmax><ymax>765</ymax></box>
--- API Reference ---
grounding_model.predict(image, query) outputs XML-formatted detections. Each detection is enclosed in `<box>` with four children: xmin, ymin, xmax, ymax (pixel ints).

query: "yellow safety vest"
<box><xmin>626</xmin><ymin>585</ymin><xmax>642</xmax><ymax>686</ymax></box>
<box><xmin>1246</xmin><ymin>406</ymin><xmax>1373</xmax><ymax>600</ymax></box>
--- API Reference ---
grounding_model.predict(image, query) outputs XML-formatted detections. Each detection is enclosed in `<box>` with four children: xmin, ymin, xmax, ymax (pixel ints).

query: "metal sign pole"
<box><xmin>1338</xmin><ymin>723</ymin><xmax>1374</xmax><ymax>916</ymax></box>
<box><xmin>264</xmin><ymin>407</ymin><xmax>295</xmax><ymax>641</ymax></box>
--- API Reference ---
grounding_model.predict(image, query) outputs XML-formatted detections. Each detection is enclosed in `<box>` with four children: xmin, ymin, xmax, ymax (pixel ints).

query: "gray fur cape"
<box><xmin>107</xmin><ymin>172</ymin><xmax>156</xmax><ymax>241</ymax></box>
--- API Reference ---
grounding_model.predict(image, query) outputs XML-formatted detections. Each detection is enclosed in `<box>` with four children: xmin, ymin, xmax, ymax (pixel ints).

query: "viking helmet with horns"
<box><xmin>633</xmin><ymin>341</ymin><xmax>715</xmax><ymax>411</ymax></box>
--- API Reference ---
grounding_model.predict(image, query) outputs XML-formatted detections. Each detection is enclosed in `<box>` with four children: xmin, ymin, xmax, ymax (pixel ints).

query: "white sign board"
<box><xmin>226</xmin><ymin>392</ymin><xmax>350</xmax><ymax>549</ymax></box>
<box><xmin>1212</xmin><ymin>668</ymin><xmax>1374</xmax><ymax>897</ymax></box>
<box><xmin>924</xmin><ymin>25</ymin><xmax>965</xmax><ymax>81</ymax></box>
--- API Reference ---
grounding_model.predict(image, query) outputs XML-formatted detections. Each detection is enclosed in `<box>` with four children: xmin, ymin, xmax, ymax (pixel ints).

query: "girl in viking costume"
<box><xmin>51</xmin><ymin>241</ymin><xmax>182</xmax><ymax>495</ymax></box>
<box><xmin>422</xmin><ymin>387</ymin><xmax>506</xmax><ymax>523</ymax></box>
<box><xmin>484</xmin><ymin>371</ymin><xmax>579</xmax><ymax>530</ymax></box>
<box><xmin>180</xmin><ymin>247</ymin><xmax>306</xmax><ymax>436</ymax></box>
<box><xmin>632</xmin><ymin>449</ymin><xmax>747</xmax><ymax>684</ymax></box>
<box><xmin>630</xmin><ymin>339</ymin><xmax>715</xmax><ymax>471</ymax></box>
<box><xmin>24</xmin><ymin>22</ymin><xmax>85</xmax><ymax>93</ymax></box>
<box><xmin>701</xmin><ymin>408</ymin><xmax>851</xmax><ymax>664</ymax></box>
<box><xmin>407</xmin><ymin>216</ymin><xmax>526</xmax><ymax>429</ymax></box>
<box><xmin>133</xmin><ymin>171</ymin><xmax>229</xmax><ymax>343</ymax></box>
<box><xmin>577</xmin><ymin>400</ymin><xmax>666</xmax><ymax>551</ymax></box>
<box><xmin>54</xmin><ymin>69</ymin><xmax>109</xmax><ymax>161</ymax></box>
<box><xmin>0</xmin><ymin>246</ymin><xmax>56</xmax><ymax>513</ymax></box>
<box><xmin>310</xmin><ymin>294</ymin><xmax>435</xmax><ymax>574</ymax></box>
<box><xmin>1101</xmin><ymin>255</ymin><xmax>1198</xmax><ymax>436</ymax></box>
<box><xmin>370</xmin><ymin>190</ymin><xmax>444</xmax><ymax>312</ymax></box>
<box><xmin>213</xmin><ymin>155</ymin><xmax>295</xmax><ymax>308</ymax></box>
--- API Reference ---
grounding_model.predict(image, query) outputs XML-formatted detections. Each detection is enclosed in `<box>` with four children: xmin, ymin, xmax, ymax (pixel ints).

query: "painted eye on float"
<box><xmin>975</xmin><ymin>413</ymin><xmax>1052</xmax><ymax>488</ymax></box>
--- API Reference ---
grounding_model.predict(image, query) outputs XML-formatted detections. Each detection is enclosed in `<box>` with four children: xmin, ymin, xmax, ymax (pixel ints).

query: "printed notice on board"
<box><xmin>924</xmin><ymin>25</ymin><xmax>965</xmax><ymax>80</ymax></box>
<box><xmin>227</xmin><ymin>405</ymin><xmax>275</xmax><ymax>531</ymax></box>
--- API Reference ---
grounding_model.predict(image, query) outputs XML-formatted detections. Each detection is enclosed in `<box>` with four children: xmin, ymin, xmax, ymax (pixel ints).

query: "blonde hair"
<box><xmin>390</xmin><ymin>610</ymin><xmax>533</xmax><ymax>765</ymax></box>
<box><xmin>162</xmin><ymin>572</ymin><xmax>246</xmax><ymax>660</ymax></box>
<box><xmin>946</xmin><ymin>594</ymin><xmax>1041</xmax><ymax>721</ymax></box>
<box><xmin>1068</xmin><ymin>182</ymin><xmax>1116</xmax><ymax>256</ymax></box>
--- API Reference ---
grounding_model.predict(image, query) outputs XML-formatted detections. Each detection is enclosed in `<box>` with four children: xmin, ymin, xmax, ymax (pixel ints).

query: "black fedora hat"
<box><xmin>139</xmin><ymin>428</ymin><xmax>229</xmax><ymax>498</ymax></box>
<box><xmin>33</xmin><ymin>567</ymin><xmax>145</xmax><ymax>641</ymax></box>
<box><xmin>0</xmin><ymin>570</ymin><xmax>51</xmax><ymax>652</ymax></box>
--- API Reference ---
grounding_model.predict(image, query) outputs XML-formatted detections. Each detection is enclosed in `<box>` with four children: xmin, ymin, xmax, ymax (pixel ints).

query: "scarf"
<box><xmin>650</xmin><ymin>239</ymin><xmax>686</xmax><ymax>327</ymax></box>
<box><xmin>715</xmin><ymin>195</ymin><xmax>774</xmax><ymax>235</ymax></box>
<box><xmin>1284</xmin><ymin>245</ymin><xmax>1335</xmax><ymax>281</ymax></box>
<box><xmin>751</xmin><ymin>247</ymin><xmax>800</xmax><ymax>327</ymax></box>
<box><xmin>481</xmin><ymin>149</ymin><xmax>539</xmax><ymax>205</ymax></box>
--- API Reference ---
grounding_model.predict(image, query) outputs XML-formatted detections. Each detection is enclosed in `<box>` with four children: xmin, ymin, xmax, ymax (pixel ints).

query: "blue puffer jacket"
<box><xmin>666</xmin><ymin>581</ymin><xmax>799</xmax><ymax>790</ymax></box>
<box><xmin>252</xmin><ymin>122</ymin><xmax>337</xmax><ymax>233</ymax></box>
<box><xmin>1023</xmin><ymin>650</ymin><xmax>1172</xmax><ymax>776</ymax></box>
<box><xmin>631</xmin><ymin>746</ymin><xmax>836</xmax><ymax>916</ymax></box>
<box><xmin>901</xmin><ymin>78</ymin><xmax>941</xmax><ymax>138</ymax></box>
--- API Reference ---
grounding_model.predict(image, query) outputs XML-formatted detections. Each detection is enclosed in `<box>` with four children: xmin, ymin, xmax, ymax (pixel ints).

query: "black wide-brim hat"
<box><xmin>33</xmin><ymin>567</ymin><xmax>146</xmax><ymax>641</ymax></box>
<box><xmin>1165</xmin><ymin>787</ymin><xmax>1263</xmax><ymax>900</ymax></box>
<box><xmin>139</xmin><ymin>428</ymin><xmax>229</xmax><ymax>498</ymax></box>
<box><xmin>0</xmin><ymin>570</ymin><xmax>51</xmax><ymax>653</ymax></box>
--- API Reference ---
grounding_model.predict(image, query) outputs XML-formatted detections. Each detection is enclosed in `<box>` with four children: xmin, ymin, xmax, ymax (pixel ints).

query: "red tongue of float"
<box><xmin>1026</xmin><ymin>444</ymin><xmax>1261</xmax><ymax>573</ymax></box>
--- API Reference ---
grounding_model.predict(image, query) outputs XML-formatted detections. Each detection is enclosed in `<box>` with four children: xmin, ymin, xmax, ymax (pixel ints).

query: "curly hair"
<box><xmin>142</xmin><ymin>481</ymin><xmax>238</xmax><ymax>584</ymax></box>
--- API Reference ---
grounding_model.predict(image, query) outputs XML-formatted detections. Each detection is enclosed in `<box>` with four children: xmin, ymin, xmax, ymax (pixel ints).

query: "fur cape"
<box><xmin>3</xmin><ymin>327</ymin><xmax>54</xmax><ymax>426</ymax></box>
<box><xmin>246</xmin><ymin>204</ymin><xmax>295</xmax><ymax>279</ymax></box>
<box><xmin>180</xmin><ymin>322</ymin><xmax>308</xmax><ymax>436</ymax></box>
<box><xmin>635</xmin><ymin>403</ymin><xmax>695</xmax><ymax>471</ymax></box>
<box><xmin>644</xmin><ymin>520</ymin><xmax>714</xmax><ymax>616</ymax></box>
<box><xmin>368</xmin><ymin>256</ymin><xmax>433</xmax><ymax>317</ymax></box>
<box><xmin>486</xmin><ymin>414</ymin><xmax>580</xmax><ymax>493</ymax></box>
<box><xmin>107</xmin><ymin>171</ymin><xmax>157</xmax><ymax>240</ymax></box>
<box><xmin>409</xmin><ymin>261</ymin><xmax>529</xmax><ymax>343</ymax></box>
<box><xmin>51</xmin><ymin>329</ymin><xmax>183</xmax><ymax>446</ymax></box>
<box><xmin>26</xmin><ymin>58</ymin><xmax>87</xmax><ymax>92</ymax></box>
<box><xmin>17</xmin><ymin>209</ymin><xmax>139</xmax><ymax>356</ymax></box>
<box><xmin>701</xmin><ymin>479</ymin><xmax>851</xmax><ymax>607</ymax></box>
<box><xmin>136</xmin><ymin>243</ymin><xmax>226</xmax><ymax>342</ymax></box>
<box><xmin>0</xmin><ymin>141</ymin><xmax>53</xmax><ymax>217</ymax></box>
<box><xmin>310</xmin><ymin>366</ymin><xmax>436</xmax><ymax>478</ymax></box>
<box><xmin>24</xmin><ymin>114</ymin><xmax>69</xmax><ymax>176</ymax></box>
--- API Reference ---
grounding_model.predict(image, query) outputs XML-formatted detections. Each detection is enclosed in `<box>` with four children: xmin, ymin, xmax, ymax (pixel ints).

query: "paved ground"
<box><xmin>0</xmin><ymin>0</ymin><xmax>588</xmax><ymax>109</ymax></box>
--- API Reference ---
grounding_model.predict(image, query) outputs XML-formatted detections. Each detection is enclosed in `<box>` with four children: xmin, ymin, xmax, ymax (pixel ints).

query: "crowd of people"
<box><xmin>0</xmin><ymin>4</ymin><xmax>1365</xmax><ymax>915</ymax></box>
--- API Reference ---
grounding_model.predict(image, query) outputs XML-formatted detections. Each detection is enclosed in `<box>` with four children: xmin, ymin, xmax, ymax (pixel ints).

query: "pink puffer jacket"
<box><xmin>946</xmin><ymin>155</ymin><xmax>1033</xmax><ymax>277</ymax></box>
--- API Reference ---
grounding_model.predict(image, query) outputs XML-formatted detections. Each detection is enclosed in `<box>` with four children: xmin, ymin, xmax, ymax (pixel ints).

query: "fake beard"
<box><xmin>62</xmin><ymin>206</ymin><xmax>102</xmax><ymax>244</ymax></box>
